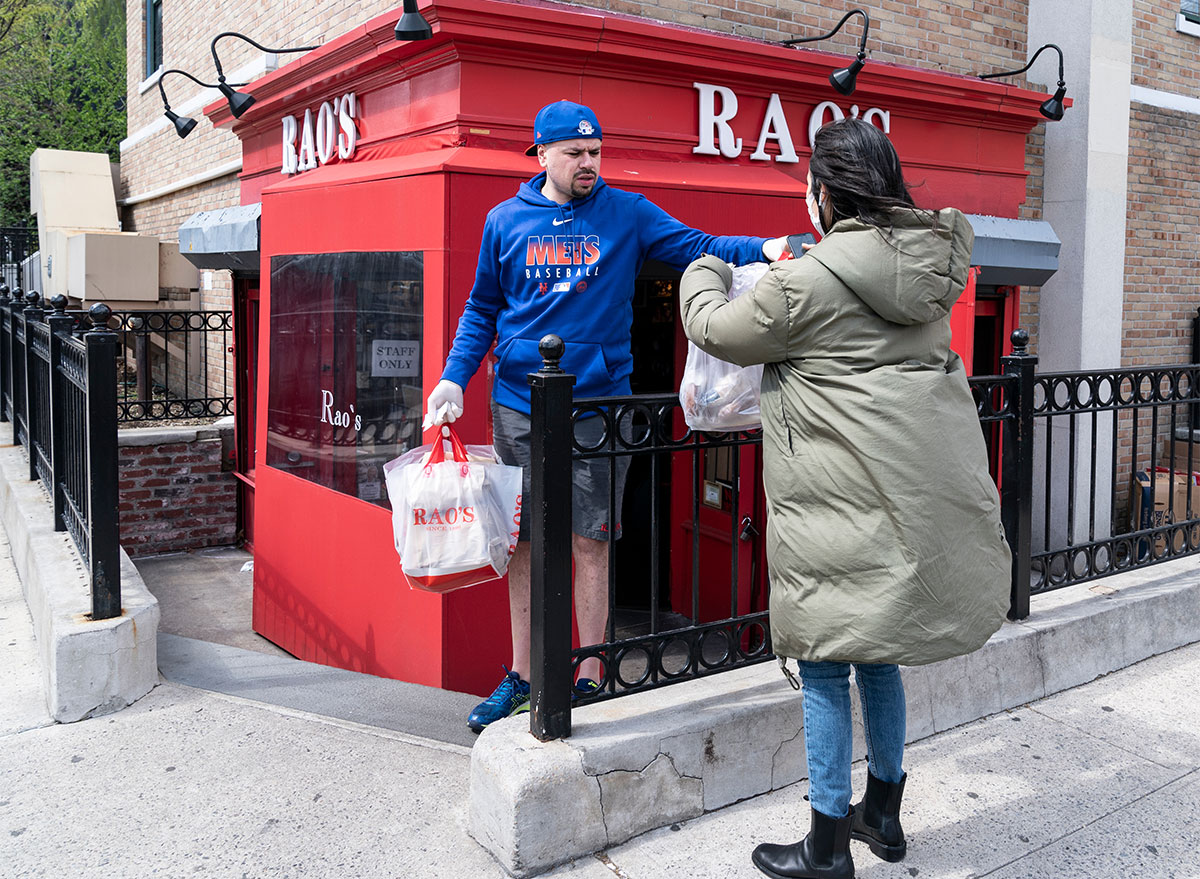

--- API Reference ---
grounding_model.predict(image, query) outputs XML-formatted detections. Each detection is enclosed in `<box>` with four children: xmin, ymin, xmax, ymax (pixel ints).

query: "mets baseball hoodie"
<box><xmin>440</xmin><ymin>172</ymin><xmax>769</xmax><ymax>413</ymax></box>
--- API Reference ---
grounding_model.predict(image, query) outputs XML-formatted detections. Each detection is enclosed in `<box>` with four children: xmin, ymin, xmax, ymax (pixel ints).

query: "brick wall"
<box><xmin>1125</xmin><ymin>2</ymin><xmax>1200</xmax><ymax>372</ymax></box>
<box><xmin>1133</xmin><ymin>0</ymin><xmax>1200</xmax><ymax>96</ymax></box>
<box><xmin>118</xmin><ymin>423</ymin><xmax>238</xmax><ymax>556</ymax></box>
<box><xmin>1124</xmin><ymin>104</ymin><xmax>1200</xmax><ymax>370</ymax></box>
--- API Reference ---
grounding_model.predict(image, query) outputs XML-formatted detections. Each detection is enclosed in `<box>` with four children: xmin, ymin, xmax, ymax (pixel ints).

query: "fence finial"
<box><xmin>25</xmin><ymin>291</ymin><xmax>41</xmax><ymax>309</ymax></box>
<box><xmin>87</xmin><ymin>302</ymin><xmax>113</xmax><ymax>330</ymax></box>
<box><xmin>50</xmin><ymin>295</ymin><xmax>67</xmax><ymax>314</ymax></box>
<box><xmin>0</xmin><ymin>283</ymin><xmax>9</xmax><ymax>300</ymax></box>
<box><xmin>539</xmin><ymin>334</ymin><xmax>565</xmax><ymax>373</ymax></box>
<box><xmin>1010</xmin><ymin>328</ymin><xmax>1030</xmax><ymax>355</ymax></box>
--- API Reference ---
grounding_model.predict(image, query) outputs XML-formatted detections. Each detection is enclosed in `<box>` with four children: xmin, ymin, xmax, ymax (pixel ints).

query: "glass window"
<box><xmin>266</xmin><ymin>252</ymin><xmax>424</xmax><ymax>508</ymax></box>
<box><xmin>146</xmin><ymin>0</ymin><xmax>163</xmax><ymax>77</ymax></box>
<box><xmin>1185</xmin><ymin>0</ymin><xmax>1200</xmax><ymax>23</ymax></box>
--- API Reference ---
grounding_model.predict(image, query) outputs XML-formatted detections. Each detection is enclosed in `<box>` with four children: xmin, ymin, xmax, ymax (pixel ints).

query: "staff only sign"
<box><xmin>691</xmin><ymin>82</ymin><xmax>891</xmax><ymax>162</ymax></box>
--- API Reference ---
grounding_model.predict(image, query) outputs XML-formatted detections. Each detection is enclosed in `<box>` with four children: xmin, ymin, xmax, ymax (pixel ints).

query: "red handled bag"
<box><xmin>384</xmin><ymin>427</ymin><xmax>522</xmax><ymax>593</ymax></box>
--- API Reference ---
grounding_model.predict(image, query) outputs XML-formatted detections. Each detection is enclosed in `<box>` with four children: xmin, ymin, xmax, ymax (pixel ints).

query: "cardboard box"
<box><xmin>1131</xmin><ymin>468</ymin><xmax>1200</xmax><ymax>558</ymax></box>
<box><xmin>1159</xmin><ymin>429</ymin><xmax>1200</xmax><ymax>475</ymax></box>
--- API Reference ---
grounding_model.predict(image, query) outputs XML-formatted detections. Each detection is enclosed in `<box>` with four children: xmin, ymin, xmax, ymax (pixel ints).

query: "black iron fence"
<box><xmin>107</xmin><ymin>310</ymin><xmax>234</xmax><ymax>422</ymax></box>
<box><xmin>0</xmin><ymin>284</ymin><xmax>233</xmax><ymax>425</ymax></box>
<box><xmin>0</xmin><ymin>289</ymin><xmax>120</xmax><ymax>619</ymax></box>
<box><xmin>527</xmin><ymin>330</ymin><xmax>1200</xmax><ymax>739</ymax></box>
<box><xmin>0</xmin><ymin>227</ymin><xmax>36</xmax><ymax>292</ymax></box>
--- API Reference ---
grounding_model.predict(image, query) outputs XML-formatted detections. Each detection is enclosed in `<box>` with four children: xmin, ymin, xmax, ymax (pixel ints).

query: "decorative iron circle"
<box><xmin>657</xmin><ymin>636</ymin><xmax>693</xmax><ymax>678</ymax></box>
<box><xmin>613</xmin><ymin>644</ymin><xmax>654</xmax><ymax>689</ymax></box>
<box><xmin>697</xmin><ymin>628</ymin><xmax>733</xmax><ymax>669</ymax></box>
<box><xmin>735</xmin><ymin>620</ymin><xmax>769</xmax><ymax>658</ymax></box>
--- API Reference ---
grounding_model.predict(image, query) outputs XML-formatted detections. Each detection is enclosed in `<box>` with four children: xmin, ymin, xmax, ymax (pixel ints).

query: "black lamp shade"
<box><xmin>219</xmin><ymin>81</ymin><xmax>256</xmax><ymax>118</ymax></box>
<box><xmin>395</xmin><ymin>13</ymin><xmax>432</xmax><ymax>40</ymax></box>
<box><xmin>829</xmin><ymin>56</ymin><xmax>866</xmax><ymax>96</ymax></box>
<box><xmin>1040</xmin><ymin>85</ymin><xmax>1067</xmax><ymax>121</ymax></box>
<box><xmin>396</xmin><ymin>0</ymin><xmax>432</xmax><ymax>40</ymax></box>
<box><xmin>165</xmin><ymin>108</ymin><xmax>198</xmax><ymax>138</ymax></box>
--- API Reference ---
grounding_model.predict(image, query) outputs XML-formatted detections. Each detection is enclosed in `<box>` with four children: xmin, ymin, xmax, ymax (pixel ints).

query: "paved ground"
<box><xmin>2</xmin><ymin>539</ymin><xmax>1199</xmax><ymax>878</ymax></box>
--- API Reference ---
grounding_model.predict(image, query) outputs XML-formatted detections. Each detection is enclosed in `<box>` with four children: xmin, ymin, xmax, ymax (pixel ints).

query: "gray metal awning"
<box><xmin>965</xmin><ymin>214</ymin><xmax>1060</xmax><ymax>287</ymax></box>
<box><xmin>178</xmin><ymin>203</ymin><xmax>261</xmax><ymax>273</ymax></box>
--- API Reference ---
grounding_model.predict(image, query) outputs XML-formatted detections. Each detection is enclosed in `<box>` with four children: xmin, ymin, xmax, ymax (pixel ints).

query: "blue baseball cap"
<box><xmin>525</xmin><ymin>101</ymin><xmax>603</xmax><ymax>156</ymax></box>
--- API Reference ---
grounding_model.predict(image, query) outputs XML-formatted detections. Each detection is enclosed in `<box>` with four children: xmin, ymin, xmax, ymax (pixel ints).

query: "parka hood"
<box><xmin>808</xmin><ymin>208</ymin><xmax>974</xmax><ymax>326</ymax></box>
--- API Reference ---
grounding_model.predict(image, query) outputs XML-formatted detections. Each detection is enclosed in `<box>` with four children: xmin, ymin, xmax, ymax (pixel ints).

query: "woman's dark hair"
<box><xmin>809</xmin><ymin>117</ymin><xmax>916</xmax><ymax>229</ymax></box>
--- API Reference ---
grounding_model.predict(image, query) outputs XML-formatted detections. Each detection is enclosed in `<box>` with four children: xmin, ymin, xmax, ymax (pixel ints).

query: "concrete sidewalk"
<box><xmin>2</xmin><ymin>533</ymin><xmax>1199</xmax><ymax>877</ymax></box>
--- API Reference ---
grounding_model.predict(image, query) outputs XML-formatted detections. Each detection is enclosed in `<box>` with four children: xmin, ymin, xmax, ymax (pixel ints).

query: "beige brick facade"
<box><xmin>1124</xmin><ymin>1</ymin><xmax>1200</xmax><ymax>370</ymax></box>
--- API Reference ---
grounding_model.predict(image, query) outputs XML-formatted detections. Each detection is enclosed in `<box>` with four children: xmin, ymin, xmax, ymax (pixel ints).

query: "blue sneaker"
<box><xmin>467</xmin><ymin>667</ymin><xmax>530</xmax><ymax>733</ymax></box>
<box><xmin>510</xmin><ymin>677</ymin><xmax>601</xmax><ymax>716</ymax></box>
<box><xmin>573</xmin><ymin>678</ymin><xmax>600</xmax><ymax>701</ymax></box>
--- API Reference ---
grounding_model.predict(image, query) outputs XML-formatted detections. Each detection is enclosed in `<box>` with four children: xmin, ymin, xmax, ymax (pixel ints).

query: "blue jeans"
<box><xmin>798</xmin><ymin>661</ymin><xmax>906</xmax><ymax>819</ymax></box>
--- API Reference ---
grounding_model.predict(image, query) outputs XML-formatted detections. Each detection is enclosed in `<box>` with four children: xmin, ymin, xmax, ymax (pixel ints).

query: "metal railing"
<box><xmin>527</xmin><ymin>329</ymin><xmax>1200</xmax><ymax>739</ymax></box>
<box><xmin>0</xmin><ymin>227</ymin><xmax>35</xmax><ymax>292</ymax></box>
<box><xmin>0</xmin><ymin>288</ymin><xmax>120</xmax><ymax>619</ymax></box>
<box><xmin>107</xmin><ymin>310</ymin><xmax>234</xmax><ymax>422</ymax></box>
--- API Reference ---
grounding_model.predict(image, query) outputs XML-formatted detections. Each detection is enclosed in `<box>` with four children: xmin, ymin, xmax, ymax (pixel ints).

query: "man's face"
<box><xmin>538</xmin><ymin>138</ymin><xmax>602</xmax><ymax>202</ymax></box>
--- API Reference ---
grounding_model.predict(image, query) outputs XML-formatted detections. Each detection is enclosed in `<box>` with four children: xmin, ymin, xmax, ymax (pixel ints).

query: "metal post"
<box><xmin>133</xmin><ymin>317</ymin><xmax>150</xmax><ymax>403</ymax></box>
<box><xmin>85</xmin><ymin>303</ymin><xmax>121</xmax><ymax>620</ymax></box>
<box><xmin>10</xmin><ymin>288</ymin><xmax>25</xmax><ymax>445</ymax></box>
<box><xmin>1001</xmin><ymin>328</ymin><xmax>1037</xmax><ymax>620</ymax></box>
<box><xmin>47</xmin><ymin>296</ymin><xmax>73</xmax><ymax>531</ymax></box>
<box><xmin>23</xmin><ymin>292</ymin><xmax>45</xmax><ymax>482</ymax></box>
<box><xmin>528</xmin><ymin>334</ymin><xmax>575</xmax><ymax>741</ymax></box>
<box><xmin>0</xmin><ymin>283</ymin><xmax>10</xmax><ymax>423</ymax></box>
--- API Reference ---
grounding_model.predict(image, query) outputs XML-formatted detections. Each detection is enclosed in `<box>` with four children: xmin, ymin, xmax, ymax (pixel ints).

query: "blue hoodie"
<box><xmin>440</xmin><ymin>173</ymin><xmax>768</xmax><ymax>414</ymax></box>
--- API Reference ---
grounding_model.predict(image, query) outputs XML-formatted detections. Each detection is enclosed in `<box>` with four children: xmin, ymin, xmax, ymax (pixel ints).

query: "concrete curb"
<box><xmin>469</xmin><ymin>558</ymin><xmax>1200</xmax><ymax>877</ymax></box>
<box><xmin>0</xmin><ymin>443</ymin><xmax>159</xmax><ymax>722</ymax></box>
<box><xmin>116</xmin><ymin>416</ymin><xmax>232</xmax><ymax>447</ymax></box>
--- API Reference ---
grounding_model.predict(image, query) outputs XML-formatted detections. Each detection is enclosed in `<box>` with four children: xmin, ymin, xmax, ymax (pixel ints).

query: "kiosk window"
<box><xmin>266</xmin><ymin>252</ymin><xmax>423</xmax><ymax>508</ymax></box>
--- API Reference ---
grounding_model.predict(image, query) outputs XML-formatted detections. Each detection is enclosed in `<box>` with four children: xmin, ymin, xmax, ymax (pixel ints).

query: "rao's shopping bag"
<box><xmin>679</xmin><ymin>262</ymin><xmax>769</xmax><ymax>431</ymax></box>
<box><xmin>383</xmin><ymin>427</ymin><xmax>522</xmax><ymax>594</ymax></box>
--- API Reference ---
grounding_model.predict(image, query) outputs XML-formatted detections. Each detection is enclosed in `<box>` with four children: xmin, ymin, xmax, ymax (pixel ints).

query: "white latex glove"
<box><xmin>423</xmin><ymin>379</ymin><xmax>464</xmax><ymax>429</ymax></box>
<box><xmin>762</xmin><ymin>236</ymin><xmax>788</xmax><ymax>262</ymax></box>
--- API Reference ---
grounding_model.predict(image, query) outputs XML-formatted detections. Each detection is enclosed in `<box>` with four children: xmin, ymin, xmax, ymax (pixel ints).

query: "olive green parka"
<box><xmin>680</xmin><ymin>208</ymin><xmax>1011</xmax><ymax>666</ymax></box>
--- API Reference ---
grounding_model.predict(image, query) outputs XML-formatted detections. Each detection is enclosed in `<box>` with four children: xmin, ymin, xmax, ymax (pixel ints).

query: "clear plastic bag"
<box><xmin>383</xmin><ymin>427</ymin><xmax>522</xmax><ymax>593</ymax></box>
<box><xmin>679</xmin><ymin>262</ymin><xmax>769</xmax><ymax>431</ymax></box>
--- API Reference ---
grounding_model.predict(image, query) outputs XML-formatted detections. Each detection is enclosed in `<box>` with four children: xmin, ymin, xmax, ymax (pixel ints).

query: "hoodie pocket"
<box><xmin>498</xmin><ymin>339</ymin><xmax>615</xmax><ymax>396</ymax></box>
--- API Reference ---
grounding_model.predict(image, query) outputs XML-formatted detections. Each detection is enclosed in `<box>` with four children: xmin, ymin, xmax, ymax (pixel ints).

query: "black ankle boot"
<box><xmin>850</xmin><ymin>771</ymin><xmax>907</xmax><ymax>862</ymax></box>
<box><xmin>751</xmin><ymin>806</ymin><xmax>854</xmax><ymax>879</ymax></box>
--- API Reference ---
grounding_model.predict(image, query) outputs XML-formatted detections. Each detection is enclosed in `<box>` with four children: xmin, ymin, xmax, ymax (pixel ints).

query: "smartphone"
<box><xmin>786</xmin><ymin>233</ymin><xmax>817</xmax><ymax>258</ymax></box>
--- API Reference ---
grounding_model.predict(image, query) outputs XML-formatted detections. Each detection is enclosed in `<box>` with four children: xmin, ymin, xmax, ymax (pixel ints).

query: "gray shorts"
<box><xmin>491</xmin><ymin>401</ymin><xmax>630</xmax><ymax>542</ymax></box>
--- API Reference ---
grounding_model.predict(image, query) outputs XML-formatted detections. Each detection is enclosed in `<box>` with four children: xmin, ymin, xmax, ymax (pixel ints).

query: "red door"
<box><xmin>234</xmin><ymin>281</ymin><xmax>259</xmax><ymax>548</ymax></box>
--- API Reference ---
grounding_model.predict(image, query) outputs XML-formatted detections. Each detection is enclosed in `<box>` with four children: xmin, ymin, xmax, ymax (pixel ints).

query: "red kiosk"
<box><xmin>205</xmin><ymin>0</ymin><xmax>1054</xmax><ymax>695</ymax></box>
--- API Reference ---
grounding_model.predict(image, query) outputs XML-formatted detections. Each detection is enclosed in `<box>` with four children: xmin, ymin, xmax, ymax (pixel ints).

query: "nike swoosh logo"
<box><xmin>552</xmin><ymin>218</ymin><xmax>570</xmax><ymax>226</ymax></box>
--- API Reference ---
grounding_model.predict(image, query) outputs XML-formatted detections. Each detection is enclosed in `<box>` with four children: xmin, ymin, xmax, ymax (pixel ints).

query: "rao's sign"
<box><xmin>692</xmin><ymin>82</ymin><xmax>891</xmax><ymax>163</ymax></box>
<box><xmin>281</xmin><ymin>92</ymin><xmax>359</xmax><ymax>175</ymax></box>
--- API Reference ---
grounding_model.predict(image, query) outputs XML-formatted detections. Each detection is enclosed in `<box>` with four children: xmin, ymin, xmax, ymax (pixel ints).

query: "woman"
<box><xmin>680</xmin><ymin>117</ymin><xmax>1011</xmax><ymax>879</ymax></box>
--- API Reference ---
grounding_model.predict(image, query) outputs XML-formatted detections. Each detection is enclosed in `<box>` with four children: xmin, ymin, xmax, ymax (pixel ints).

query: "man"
<box><xmin>425</xmin><ymin>100</ymin><xmax>786</xmax><ymax>732</ymax></box>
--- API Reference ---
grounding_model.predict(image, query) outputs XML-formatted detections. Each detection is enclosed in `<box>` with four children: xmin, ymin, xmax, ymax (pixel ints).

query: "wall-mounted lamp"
<box><xmin>782</xmin><ymin>9</ymin><xmax>871</xmax><ymax>96</ymax></box>
<box><xmin>395</xmin><ymin>0</ymin><xmax>433</xmax><ymax>40</ymax></box>
<box><xmin>158</xmin><ymin>69</ymin><xmax>248</xmax><ymax>138</ymax></box>
<box><xmin>979</xmin><ymin>43</ymin><xmax>1068</xmax><ymax>121</ymax></box>
<box><xmin>210</xmin><ymin>32</ymin><xmax>320</xmax><ymax>119</ymax></box>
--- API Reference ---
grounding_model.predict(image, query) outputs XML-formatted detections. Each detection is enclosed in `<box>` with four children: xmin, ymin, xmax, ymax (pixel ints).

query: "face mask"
<box><xmin>806</xmin><ymin>189</ymin><xmax>826</xmax><ymax>237</ymax></box>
